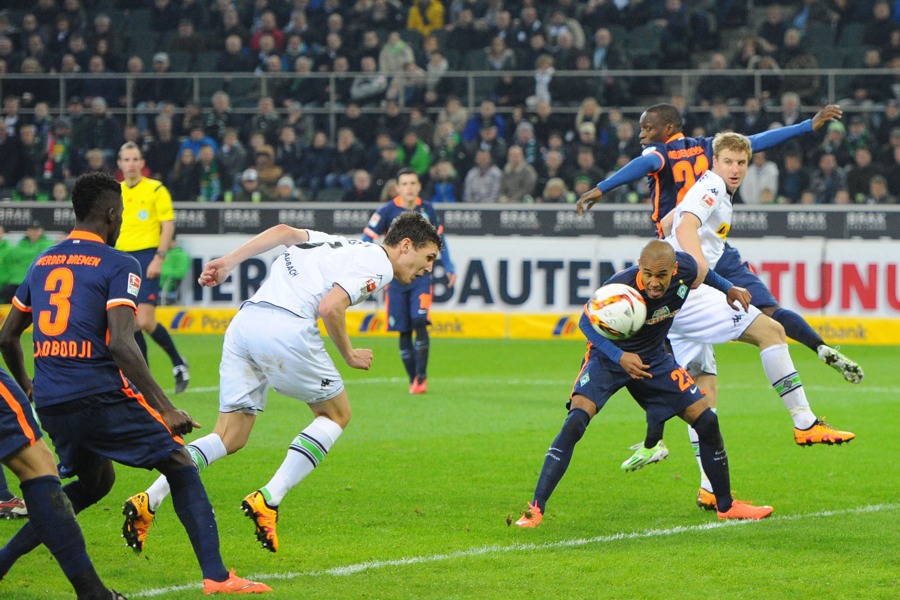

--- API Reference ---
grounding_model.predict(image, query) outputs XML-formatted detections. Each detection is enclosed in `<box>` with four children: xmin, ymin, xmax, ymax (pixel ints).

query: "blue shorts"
<box><xmin>571</xmin><ymin>348</ymin><xmax>704</xmax><ymax>424</ymax></box>
<box><xmin>36</xmin><ymin>387</ymin><xmax>184</xmax><ymax>476</ymax></box>
<box><xmin>385</xmin><ymin>276</ymin><xmax>432</xmax><ymax>332</ymax></box>
<box><xmin>129</xmin><ymin>248</ymin><xmax>161</xmax><ymax>306</ymax></box>
<box><xmin>0</xmin><ymin>369</ymin><xmax>43</xmax><ymax>461</ymax></box>
<box><xmin>714</xmin><ymin>243</ymin><xmax>777</xmax><ymax>308</ymax></box>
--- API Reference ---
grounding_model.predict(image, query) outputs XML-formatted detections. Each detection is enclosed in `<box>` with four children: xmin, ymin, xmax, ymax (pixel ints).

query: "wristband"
<box><xmin>155</xmin><ymin>251</ymin><xmax>167</xmax><ymax>259</ymax></box>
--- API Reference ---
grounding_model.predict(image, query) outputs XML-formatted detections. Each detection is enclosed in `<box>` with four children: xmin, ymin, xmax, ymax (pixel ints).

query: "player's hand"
<box><xmin>447</xmin><ymin>272</ymin><xmax>457</xmax><ymax>288</ymax></box>
<box><xmin>198</xmin><ymin>258</ymin><xmax>232</xmax><ymax>287</ymax></box>
<box><xmin>726</xmin><ymin>286</ymin><xmax>752</xmax><ymax>312</ymax></box>
<box><xmin>576</xmin><ymin>188</ymin><xmax>602</xmax><ymax>216</ymax></box>
<box><xmin>811</xmin><ymin>105</ymin><xmax>842</xmax><ymax>130</ymax></box>
<box><xmin>346</xmin><ymin>348</ymin><xmax>374</xmax><ymax>370</ymax></box>
<box><xmin>619</xmin><ymin>352</ymin><xmax>651</xmax><ymax>379</ymax></box>
<box><xmin>161</xmin><ymin>408</ymin><xmax>201</xmax><ymax>436</ymax></box>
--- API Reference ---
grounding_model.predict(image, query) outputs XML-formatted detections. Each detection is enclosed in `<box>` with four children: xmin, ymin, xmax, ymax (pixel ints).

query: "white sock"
<box><xmin>688</xmin><ymin>408</ymin><xmax>714</xmax><ymax>492</ymax></box>
<box><xmin>261</xmin><ymin>417</ymin><xmax>343</xmax><ymax>506</ymax></box>
<box><xmin>760</xmin><ymin>344</ymin><xmax>817</xmax><ymax>429</ymax></box>
<box><xmin>146</xmin><ymin>433</ymin><xmax>227</xmax><ymax>512</ymax></box>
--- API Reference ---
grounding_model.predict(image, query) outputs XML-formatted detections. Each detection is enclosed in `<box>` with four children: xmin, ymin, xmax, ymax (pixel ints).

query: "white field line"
<box><xmin>132</xmin><ymin>503</ymin><xmax>898</xmax><ymax>597</ymax></box>
<box><xmin>179</xmin><ymin>379</ymin><xmax>898</xmax><ymax>394</ymax></box>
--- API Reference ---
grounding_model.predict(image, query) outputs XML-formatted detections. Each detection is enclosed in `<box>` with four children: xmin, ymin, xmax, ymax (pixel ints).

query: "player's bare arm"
<box><xmin>619</xmin><ymin>351</ymin><xmax>652</xmax><ymax>379</ymax></box>
<box><xmin>658</xmin><ymin>209</ymin><xmax>675</xmax><ymax>237</ymax></box>
<box><xmin>576</xmin><ymin>187</ymin><xmax>603</xmax><ymax>216</ymax></box>
<box><xmin>318</xmin><ymin>286</ymin><xmax>373</xmax><ymax>370</ymax></box>
<box><xmin>107</xmin><ymin>306</ymin><xmax>200</xmax><ymax>435</ymax></box>
<box><xmin>199</xmin><ymin>224</ymin><xmax>312</xmax><ymax>287</ymax></box>
<box><xmin>811</xmin><ymin>105</ymin><xmax>842</xmax><ymax>131</ymax></box>
<box><xmin>0</xmin><ymin>306</ymin><xmax>35</xmax><ymax>398</ymax></box>
<box><xmin>674</xmin><ymin>213</ymin><xmax>708</xmax><ymax>282</ymax></box>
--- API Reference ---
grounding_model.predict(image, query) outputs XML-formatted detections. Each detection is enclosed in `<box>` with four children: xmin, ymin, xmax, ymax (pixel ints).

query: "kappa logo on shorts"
<box><xmin>127</xmin><ymin>273</ymin><xmax>141</xmax><ymax>296</ymax></box>
<box><xmin>320</xmin><ymin>378</ymin><xmax>334</xmax><ymax>389</ymax></box>
<box><xmin>732</xmin><ymin>314</ymin><xmax>744</xmax><ymax>326</ymax></box>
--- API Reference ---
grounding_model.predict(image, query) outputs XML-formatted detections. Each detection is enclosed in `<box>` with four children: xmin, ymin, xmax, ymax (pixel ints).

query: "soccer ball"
<box><xmin>585</xmin><ymin>283</ymin><xmax>647</xmax><ymax>340</ymax></box>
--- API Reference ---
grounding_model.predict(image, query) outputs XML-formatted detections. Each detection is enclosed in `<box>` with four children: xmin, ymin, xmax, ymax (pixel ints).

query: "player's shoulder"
<box><xmin>674</xmin><ymin>250</ymin><xmax>698</xmax><ymax>272</ymax></box>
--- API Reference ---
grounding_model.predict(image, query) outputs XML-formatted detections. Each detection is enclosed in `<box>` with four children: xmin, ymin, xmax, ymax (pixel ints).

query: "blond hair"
<box><xmin>712</xmin><ymin>132</ymin><xmax>752</xmax><ymax>161</ymax></box>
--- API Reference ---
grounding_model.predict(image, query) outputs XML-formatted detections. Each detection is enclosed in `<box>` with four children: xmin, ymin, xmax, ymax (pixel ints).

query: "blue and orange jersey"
<box><xmin>13</xmin><ymin>231</ymin><xmax>142</xmax><ymax>408</ymax></box>
<box><xmin>585</xmin><ymin>252</ymin><xmax>698</xmax><ymax>359</ymax></box>
<box><xmin>362</xmin><ymin>196</ymin><xmax>455</xmax><ymax>273</ymax></box>
<box><xmin>597</xmin><ymin>120</ymin><xmax>815</xmax><ymax>236</ymax></box>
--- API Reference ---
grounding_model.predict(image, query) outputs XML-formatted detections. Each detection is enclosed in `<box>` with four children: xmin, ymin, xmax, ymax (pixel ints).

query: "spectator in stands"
<box><xmin>214</xmin><ymin>7</ymin><xmax>249</xmax><ymax>46</ymax></box>
<box><xmin>34</xmin><ymin>0</ymin><xmax>60</xmax><ymax>32</ymax></box>
<box><xmin>772</xmin><ymin>91</ymin><xmax>806</xmax><ymax>127</ymax></box>
<box><xmin>217</xmin><ymin>33</ymin><xmax>255</xmax><ymax>76</ymax></box>
<box><xmin>386</xmin><ymin>60</ymin><xmax>427</xmax><ymax>106</ymax></box>
<box><xmin>51</xmin><ymin>180</ymin><xmax>70</xmax><ymax>202</ymax></box>
<box><xmin>423</xmin><ymin>49</ymin><xmax>454</xmax><ymax>108</ymax></box>
<box><xmin>704</xmin><ymin>99</ymin><xmax>737</xmax><ymax>136</ymax></box>
<box><xmin>169</xmin><ymin>147</ymin><xmax>200</xmax><ymax>201</ymax></box>
<box><xmin>379</xmin><ymin>30</ymin><xmax>415</xmax><ymax>75</ymax></box>
<box><xmin>736</xmin><ymin>96</ymin><xmax>772</xmax><ymax>137</ymax></box>
<box><xmin>252</xmin><ymin>31</ymin><xmax>279</xmax><ymax>74</ymax></box>
<box><xmin>81</xmin><ymin>54</ymin><xmax>124</xmax><ymax>108</ymax></box>
<box><xmin>350</xmin><ymin>55</ymin><xmax>389</xmax><ymax>107</ymax></box>
<box><xmin>377</xmin><ymin>98</ymin><xmax>410</xmax><ymax>142</ymax></box>
<box><xmin>778</xmin><ymin>150</ymin><xmax>812</xmax><ymax>204</ymax></box>
<box><xmin>498</xmin><ymin>145</ymin><xmax>538</xmax><ymax>203</ymax></box>
<box><xmin>572</xmin><ymin>121</ymin><xmax>615</xmax><ymax>172</ymax></box>
<box><xmin>12</xmin><ymin>177</ymin><xmax>48</xmax><ymax>202</ymax></box>
<box><xmin>757</xmin><ymin>5</ymin><xmax>790</xmax><ymax>50</ymax></box>
<box><xmin>216</xmin><ymin>127</ymin><xmax>247</xmax><ymax>192</ymax></box>
<box><xmin>135</xmin><ymin>117</ymin><xmax>171</xmax><ymax>182</ymax></box>
<box><xmin>777</xmin><ymin>28</ymin><xmax>821</xmax><ymax>103</ymax></box>
<box><xmin>252</xmin><ymin>144</ymin><xmax>282</xmax><ymax>192</ymax></box>
<box><xmin>196</xmin><ymin>144</ymin><xmax>225</xmax><ymax>202</ymax></box>
<box><xmin>611</xmin><ymin>119</ymin><xmax>642</xmax><ymax>162</ymax></box>
<box><xmin>539</xmin><ymin>177</ymin><xmax>575</xmax><ymax>203</ymax></box>
<box><xmin>274</xmin><ymin>175</ymin><xmax>302</xmax><ymax>201</ymax></box>
<box><xmin>813</xmin><ymin>119</ymin><xmax>852</xmax><ymax>167</ymax></box>
<box><xmin>370</xmin><ymin>139</ymin><xmax>403</xmax><ymax>193</ymax></box>
<box><xmin>328</xmin><ymin>127</ymin><xmax>366</xmax><ymax>190</ymax></box>
<box><xmin>545</xmin><ymin>8</ymin><xmax>586</xmax><ymax>51</ymax></box>
<box><xmin>865</xmin><ymin>174</ymin><xmax>897</xmax><ymax>204</ymax></box>
<box><xmin>178</xmin><ymin>123</ymin><xmax>218</xmax><ymax>160</ymax></box>
<box><xmin>48</xmin><ymin>14</ymin><xmax>72</xmax><ymax>59</ymax></box>
<box><xmin>845</xmin><ymin>49</ymin><xmax>893</xmax><ymax>103</ymax></box>
<box><xmin>64</xmin><ymin>32</ymin><xmax>91</xmax><ymax>71</ymax></box>
<box><xmin>463</xmin><ymin>148</ymin><xmax>502</xmax><ymax>203</ymax></box>
<box><xmin>875</xmin><ymin>101</ymin><xmax>900</xmax><ymax>154</ymax></box>
<box><xmin>270</xmin><ymin>124</ymin><xmax>301</xmax><ymax>178</ymax></box>
<box><xmin>89</xmin><ymin>13</ymin><xmax>124</xmax><ymax>57</ymax></box>
<box><xmin>342</xmin><ymin>169</ymin><xmax>381</xmax><ymax>203</ymax></box>
<box><xmin>242</xmin><ymin>96</ymin><xmax>282</xmax><ymax>146</ymax></box>
<box><xmin>569</xmin><ymin>145</ymin><xmax>605</xmax><ymax>191</ymax></box>
<box><xmin>512</xmin><ymin>120</ymin><xmax>540</xmax><ymax>166</ymax></box>
<box><xmin>286</xmin><ymin>56</ymin><xmax>325</xmax><ymax>107</ymax></box>
<box><xmin>865</xmin><ymin>1</ymin><xmax>896</xmax><ymax>50</ymax></box>
<box><xmin>738</xmin><ymin>150</ymin><xmax>779</xmax><ymax>204</ymax></box>
<box><xmin>510</xmin><ymin>5</ymin><xmax>542</xmax><ymax>51</ymax></box>
<box><xmin>529</xmin><ymin>100</ymin><xmax>568</xmax><ymax>149</ymax></box>
<box><xmin>846</xmin><ymin>146</ymin><xmax>883</xmax><ymax>203</ymax></box>
<box><xmin>810</xmin><ymin>152</ymin><xmax>848</xmax><ymax>204</ymax></box>
<box><xmin>368</xmin><ymin>0</ymin><xmax>405</xmax><ymax>34</ymax></box>
<box><xmin>16</xmin><ymin>124</ymin><xmax>44</xmax><ymax>182</ymax></box>
<box><xmin>436</xmin><ymin>95</ymin><xmax>468</xmax><ymax>136</ymax></box>
<box><xmin>408</xmin><ymin>0</ymin><xmax>446</xmax><ymax>38</ymax></box>
<box><xmin>233</xmin><ymin>167</ymin><xmax>272</xmax><ymax>203</ymax></box>
<box><xmin>446</xmin><ymin>8</ymin><xmax>491</xmax><ymax>55</ymax></box>
<box><xmin>43</xmin><ymin>117</ymin><xmax>73</xmax><ymax>183</ymax></box>
<box><xmin>72</xmin><ymin>97</ymin><xmax>121</xmax><ymax>169</ymax></box>
<box><xmin>25</xmin><ymin>32</ymin><xmax>57</xmax><ymax>74</ymax></box>
<box><xmin>425</xmin><ymin>160</ymin><xmax>461</xmax><ymax>203</ymax></box>
<box><xmin>178</xmin><ymin>0</ymin><xmax>207</xmax><ymax>30</ymax></box>
<box><xmin>249</xmin><ymin>10</ymin><xmax>284</xmax><ymax>53</ymax></box>
<box><xmin>589</xmin><ymin>28</ymin><xmax>631</xmax><ymax>105</ymax></box>
<box><xmin>536</xmin><ymin>148</ymin><xmax>567</xmax><ymax>197</ymax></box>
<box><xmin>151</xmin><ymin>0</ymin><xmax>181</xmax><ymax>34</ymax></box>
<box><xmin>169</xmin><ymin>18</ymin><xmax>207</xmax><ymax>57</ymax></box>
<box><xmin>396</xmin><ymin>128</ymin><xmax>432</xmax><ymax>179</ymax></box>
<box><xmin>694</xmin><ymin>53</ymin><xmax>739</xmax><ymax>107</ymax></box>
<box><xmin>0</xmin><ymin>221</ymin><xmax>55</xmax><ymax>302</ymax></box>
<box><xmin>296</xmin><ymin>130</ymin><xmax>334</xmax><ymax>198</ymax></box>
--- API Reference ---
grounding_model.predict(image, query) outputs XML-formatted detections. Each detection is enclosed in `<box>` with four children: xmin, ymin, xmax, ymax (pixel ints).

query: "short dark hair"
<box><xmin>646</xmin><ymin>103</ymin><xmax>683</xmax><ymax>131</ymax></box>
<box><xmin>383</xmin><ymin>211</ymin><xmax>442</xmax><ymax>252</ymax></box>
<box><xmin>71</xmin><ymin>172</ymin><xmax>120</xmax><ymax>221</ymax></box>
<box><xmin>396</xmin><ymin>167</ymin><xmax>418</xmax><ymax>180</ymax></box>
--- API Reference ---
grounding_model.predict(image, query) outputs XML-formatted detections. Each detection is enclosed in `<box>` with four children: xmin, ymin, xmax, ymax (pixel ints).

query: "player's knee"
<box><xmin>691</xmin><ymin>408</ymin><xmax>721</xmax><ymax>442</ymax></box>
<box><xmin>81</xmin><ymin>464</ymin><xmax>116</xmax><ymax>503</ymax></box>
<box><xmin>412</xmin><ymin>319</ymin><xmax>429</xmax><ymax>335</ymax></box>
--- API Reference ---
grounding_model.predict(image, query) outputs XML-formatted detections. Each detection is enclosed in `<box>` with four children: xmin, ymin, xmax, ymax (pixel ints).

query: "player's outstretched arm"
<box><xmin>199</xmin><ymin>224</ymin><xmax>313</xmax><ymax>287</ymax></box>
<box><xmin>107</xmin><ymin>306</ymin><xmax>200</xmax><ymax>436</ymax></box>
<box><xmin>319</xmin><ymin>286</ymin><xmax>373</xmax><ymax>370</ymax></box>
<box><xmin>674</xmin><ymin>213</ymin><xmax>708</xmax><ymax>281</ymax></box>
<box><xmin>576</xmin><ymin>152</ymin><xmax>663</xmax><ymax>216</ymax></box>
<box><xmin>811</xmin><ymin>105</ymin><xmax>842</xmax><ymax>131</ymax></box>
<box><xmin>576</xmin><ymin>187</ymin><xmax>603</xmax><ymax>215</ymax></box>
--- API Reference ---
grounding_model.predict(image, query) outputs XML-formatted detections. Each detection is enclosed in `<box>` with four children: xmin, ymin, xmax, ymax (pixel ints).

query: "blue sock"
<box><xmin>19</xmin><ymin>476</ymin><xmax>107</xmax><ymax>598</ymax></box>
<box><xmin>134</xmin><ymin>330</ymin><xmax>148</xmax><ymax>363</ymax></box>
<box><xmin>0</xmin><ymin>467</ymin><xmax>14</xmax><ymax>501</ymax></box>
<box><xmin>692</xmin><ymin>409</ymin><xmax>732</xmax><ymax>512</ymax></box>
<box><xmin>166</xmin><ymin>466</ymin><xmax>228</xmax><ymax>582</ymax></box>
<box><xmin>399</xmin><ymin>332</ymin><xmax>416</xmax><ymax>382</ymax></box>
<box><xmin>149</xmin><ymin>324</ymin><xmax>185</xmax><ymax>367</ymax></box>
<box><xmin>644</xmin><ymin>418</ymin><xmax>665</xmax><ymax>448</ymax></box>
<box><xmin>771</xmin><ymin>308</ymin><xmax>824</xmax><ymax>353</ymax></box>
<box><xmin>533</xmin><ymin>408</ymin><xmax>591</xmax><ymax>513</ymax></box>
<box><xmin>413</xmin><ymin>323</ymin><xmax>429</xmax><ymax>380</ymax></box>
<box><xmin>0</xmin><ymin>478</ymin><xmax>98</xmax><ymax>578</ymax></box>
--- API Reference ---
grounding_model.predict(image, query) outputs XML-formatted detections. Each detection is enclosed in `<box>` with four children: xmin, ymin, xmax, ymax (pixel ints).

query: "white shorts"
<box><xmin>219</xmin><ymin>303</ymin><xmax>344</xmax><ymax>414</ymax></box>
<box><xmin>668</xmin><ymin>284</ymin><xmax>761</xmax><ymax>374</ymax></box>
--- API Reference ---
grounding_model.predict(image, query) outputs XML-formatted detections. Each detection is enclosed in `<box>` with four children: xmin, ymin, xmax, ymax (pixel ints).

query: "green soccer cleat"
<box><xmin>621</xmin><ymin>441</ymin><xmax>669</xmax><ymax>471</ymax></box>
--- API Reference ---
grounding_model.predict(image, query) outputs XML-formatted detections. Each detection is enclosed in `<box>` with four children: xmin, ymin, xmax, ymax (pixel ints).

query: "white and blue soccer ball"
<box><xmin>585</xmin><ymin>283</ymin><xmax>647</xmax><ymax>340</ymax></box>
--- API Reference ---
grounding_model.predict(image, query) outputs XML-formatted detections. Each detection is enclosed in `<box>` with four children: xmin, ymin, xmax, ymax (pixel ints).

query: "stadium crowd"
<box><xmin>0</xmin><ymin>0</ymin><xmax>898</xmax><ymax>205</ymax></box>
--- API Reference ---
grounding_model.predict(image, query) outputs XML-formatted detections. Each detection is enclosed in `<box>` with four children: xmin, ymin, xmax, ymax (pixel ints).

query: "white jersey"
<box><xmin>244</xmin><ymin>233</ymin><xmax>393</xmax><ymax>319</ymax></box>
<box><xmin>666</xmin><ymin>170</ymin><xmax>733</xmax><ymax>269</ymax></box>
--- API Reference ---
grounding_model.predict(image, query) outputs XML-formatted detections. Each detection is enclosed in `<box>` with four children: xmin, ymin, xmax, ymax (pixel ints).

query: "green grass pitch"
<box><xmin>2</xmin><ymin>335</ymin><xmax>897</xmax><ymax>599</ymax></box>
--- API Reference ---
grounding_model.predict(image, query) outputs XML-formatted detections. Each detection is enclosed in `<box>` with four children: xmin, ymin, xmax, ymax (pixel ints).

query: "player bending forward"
<box><xmin>516</xmin><ymin>240</ymin><xmax>773</xmax><ymax>527</ymax></box>
<box><xmin>123</xmin><ymin>212</ymin><xmax>442</xmax><ymax>553</ymax></box>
